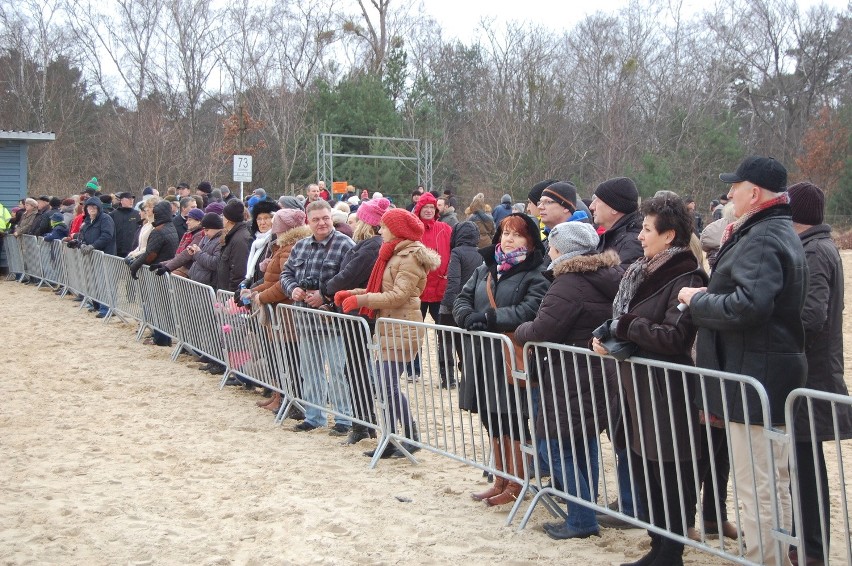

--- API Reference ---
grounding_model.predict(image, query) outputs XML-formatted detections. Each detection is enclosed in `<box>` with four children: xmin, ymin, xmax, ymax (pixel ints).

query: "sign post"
<box><xmin>233</xmin><ymin>155</ymin><xmax>253</xmax><ymax>201</ymax></box>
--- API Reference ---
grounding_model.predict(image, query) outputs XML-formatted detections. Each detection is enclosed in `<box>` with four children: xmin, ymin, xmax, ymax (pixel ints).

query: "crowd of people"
<box><xmin>4</xmin><ymin>158</ymin><xmax>852</xmax><ymax>566</ymax></box>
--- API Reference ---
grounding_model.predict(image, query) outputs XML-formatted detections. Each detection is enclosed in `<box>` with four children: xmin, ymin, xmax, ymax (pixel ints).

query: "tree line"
<box><xmin>1</xmin><ymin>0</ymin><xmax>850</xmax><ymax>219</ymax></box>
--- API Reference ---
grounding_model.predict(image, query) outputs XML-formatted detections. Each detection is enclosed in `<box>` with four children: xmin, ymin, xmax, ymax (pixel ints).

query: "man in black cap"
<box><xmin>176</xmin><ymin>182</ymin><xmax>191</xmax><ymax>199</ymax></box>
<box><xmin>28</xmin><ymin>195</ymin><xmax>52</xmax><ymax>236</ymax></box>
<box><xmin>111</xmin><ymin>192</ymin><xmax>142</xmax><ymax>258</ymax></box>
<box><xmin>590</xmin><ymin>177</ymin><xmax>643</xmax><ymax>270</ymax></box>
<box><xmin>679</xmin><ymin>155</ymin><xmax>806</xmax><ymax>566</ymax></box>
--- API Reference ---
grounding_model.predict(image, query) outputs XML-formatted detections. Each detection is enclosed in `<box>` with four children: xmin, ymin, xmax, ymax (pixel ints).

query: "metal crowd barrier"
<box><xmin>786</xmin><ymin>388</ymin><xmax>852</xmax><ymax>566</ymax></box>
<box><xmin>3</xmin><ymin>234</ymin><xmax>25</xmax><ymax>280</ymax></box>
<box><xmin>10</xmin><ymin>239</ymin><xmax>852</xmax><ymax>566</ymax></box>
<box><xmin>20</xmin><ymin>235</ymin><xmax>43</xmax><ymax>283</ymax></box>
<box><xmin>38</xmin><ymin>238</ymin><xmax>66</xmax><ymax>290</ymax></box>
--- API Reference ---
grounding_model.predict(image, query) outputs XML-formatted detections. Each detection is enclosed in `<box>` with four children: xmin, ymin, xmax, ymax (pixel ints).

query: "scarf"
<box><xmin>246</xmin><ymin>230</ymin><xmax>272</xmax><ymax>280</ymax></box>
<box><xmin>495</xmin><ymin>244</ymin><xmax>528</xmax><ymax>279</ymax></box>
<box><xmin>720</xmin><ymin>192</ymin><xmax>789</xmax><ymax>246</ymax></box>
<box><xmin>360</xmin><ymin>238</ymin><xmax>403</xmax><ymax>318</ymax></box>
<box><xmin>612</xmin><ymin>246</ymin><xmax>688</xmax><ymax>317</ymax></box>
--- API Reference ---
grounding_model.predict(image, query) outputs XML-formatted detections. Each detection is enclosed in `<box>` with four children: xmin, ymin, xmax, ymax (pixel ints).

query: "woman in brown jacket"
<box><xmin>335</xmin><ymin>208</ymin><xmax>440</xmax><ymax>459</ymax></box>
<box><xmin>592</xmin><ymin>196</ymin><xmax>708</xmax><ymax>566</ymax></box>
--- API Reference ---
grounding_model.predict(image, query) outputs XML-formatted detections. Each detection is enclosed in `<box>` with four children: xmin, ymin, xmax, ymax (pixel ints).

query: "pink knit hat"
<box><xmin>271</xmin><ymin>208</ymin><xmax>306</xmax><ymax>235</ymax></box>
<box><xmin>356</xmin><ymin>197</ymin><xmax>391</xmax><ymax>227</ymax></box>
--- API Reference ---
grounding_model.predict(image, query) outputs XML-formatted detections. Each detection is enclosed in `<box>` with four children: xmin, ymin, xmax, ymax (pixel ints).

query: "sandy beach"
<box><xmin>2</xmin><ymin>254</ymin><xmax>850</xmax><ymax>564</ymax></box>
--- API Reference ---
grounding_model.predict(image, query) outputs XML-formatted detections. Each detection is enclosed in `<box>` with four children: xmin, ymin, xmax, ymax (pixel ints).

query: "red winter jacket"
<box><xmin>415</xmin><ymin>194</ymin><xmax>451</xmax><ymax>303</ymax></box>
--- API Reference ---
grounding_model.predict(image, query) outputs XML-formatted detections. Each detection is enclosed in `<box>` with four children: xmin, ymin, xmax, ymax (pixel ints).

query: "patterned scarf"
<box><xmin>612</xmin><ymin>246</ymin><xmax>688</xmax><ymax>317</ymax></box>
<box><xmin>495</xmin><ymin>244</ymin><xmax>528</xmax><ymax>279</ymax></box>
<box><xmin>720</xmin><ymin>192</ymin><xmax>789</xmax><ymax>246</ymax></box>
<box><xmin>360</xmin><ymin>238</ymin><xmax>403</xmax><ymax>318</ymax></box>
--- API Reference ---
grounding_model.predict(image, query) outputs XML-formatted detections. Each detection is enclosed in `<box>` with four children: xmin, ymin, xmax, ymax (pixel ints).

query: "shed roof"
<box><xmin>0</xmin><ymin>130</ymin><xmax>56</xmax><ymax>142</ymax></box>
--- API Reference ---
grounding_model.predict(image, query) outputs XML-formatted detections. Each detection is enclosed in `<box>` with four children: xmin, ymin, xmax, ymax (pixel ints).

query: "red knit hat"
<box><xmin>382</xmin><ymin>208</ymin><xmax>424</xmax><ymax>241</ymax></box>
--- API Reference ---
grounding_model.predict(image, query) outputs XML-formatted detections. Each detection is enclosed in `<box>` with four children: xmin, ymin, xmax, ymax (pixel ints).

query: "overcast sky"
<box><xmin>421</xmin><ymin>0</ymin><xmax>849</xmax><ymax>42</ymax></box>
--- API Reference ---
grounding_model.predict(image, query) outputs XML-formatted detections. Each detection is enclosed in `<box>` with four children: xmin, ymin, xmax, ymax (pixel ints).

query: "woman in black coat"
<box><xmin>592</xmin><ymin>196</ymin><xmax>707</xmax><ymax>566</ymax></box>
<box><xmin>515</xmin><ymin>221</ymin><xmax>622</xmax><ymax>540</ymax></box>
<box><xmin>453</xmin><ymin>213</ymin><xmax>549</xmax><ymax>507</ymax></box>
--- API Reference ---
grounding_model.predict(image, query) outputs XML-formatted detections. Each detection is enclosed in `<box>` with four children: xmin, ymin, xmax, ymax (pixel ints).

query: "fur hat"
<box><xmin>548</xmin><ymin>221</ymin><xmax>599</xmax><ymax>260</ymax></box>
<box><xmin>186</xmin><ymin>208</ymin><xmax>205</xmax><ymax>221</ymax></box>
<box><xmin>464</xmin><ymin>192</ymin><xmax>485</xmax><ymax>215</ymax></box>
<box><xmin>271</xmin><ymin>208</ymin><xmax>306</xmax><ymax>235</ymax></box>
<box><xmin>250</xmin><ymin>200</ymin><xmax>281</xmax><ymax>233</ymax></box>
<box><xmin>382</xmin><ymin>208</ymin><xmax>424</xmax><ymax>241</ymax></box>
<box><xmin>201</xmin><ymin>212</ymin><xmax>223</xmax><ymax>229</ymax></box>
<box><xmin>223</xmin><ymin>200</ymin><xmax>245</xmax><ymax>223</ymax></box>
<box><xmin>357</xmin><ymin>197</ymin><xmax>391</xmax><ymax>226</ymax></box>
<box><xmin>593</xmin><ymin>177</ymin><xmax>639</xmax><ymax>214</ymax></box>
<box><xmin>788</xmin><ymin>182</ymin><xmax>824</xmax><ymax>225</ymax></box>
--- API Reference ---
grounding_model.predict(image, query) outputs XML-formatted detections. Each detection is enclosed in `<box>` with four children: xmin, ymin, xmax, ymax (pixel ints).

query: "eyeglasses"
<box><xmin>538</xmin><ymin>198</ymin><xmax>559</xmax><ymax>206</ymax></box>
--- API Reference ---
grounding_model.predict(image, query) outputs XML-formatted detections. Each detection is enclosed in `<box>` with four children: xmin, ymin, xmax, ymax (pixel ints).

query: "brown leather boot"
<box><xmin>262</xmin><ymin>393</ymin><xmax>282</xmax><ymax>412</ymax></box>
<box><xmin>472</xmin><ymin>437</ymin><xmax>505</xmax><ymax>501</ymax></box>
<box><xmin>485</xmin><ymin>436</ymin><xmax>524</xmax><ymax>506</ymax></box>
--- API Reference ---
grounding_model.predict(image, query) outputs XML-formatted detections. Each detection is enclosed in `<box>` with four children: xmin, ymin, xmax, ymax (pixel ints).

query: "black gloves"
<box><xmin>66</xmin><ymin>240</ymin><xmax>80</xmax><ymax>249</ymax></box>
<box><xmin>149</xmin><ymin>263</ymin><xmax>170</xmax><ymax>276</ymax></box>
<box><xmin>464</xmin><ymin>312</ymin><xmax>488</xmax><ymax>332</ymax></box>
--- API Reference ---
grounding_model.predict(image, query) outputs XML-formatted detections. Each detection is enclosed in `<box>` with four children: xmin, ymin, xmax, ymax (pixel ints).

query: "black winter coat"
<box><xmin>440</xmin><ymin>221</ymin><xmax>483</xmax><ymax>317</ymax></box>
<box><xmin>129</xmin><ymin>201</ymin><xmax>178</xmax><ymax>275</ymax></box>
<box><xmin>690</xmin><ymin>204</ymin><xmax>807</xmax><ymax>425</ymax></box>
<box><xmin>793</xmin><ymin>224</ymin><xmax>852</xmax><ymax>441</ymax></box>
<box><xmin>597</xmin><ymin>210</ymin><xmax>643</xmax><ymax>271</ymax></box>
<box><xmin>173</xmin><ymin>213</ymin><xmax>188</xmax><ymax>240</ymax></box>
<box><xmin>514</xmin><ymin>250</ymin><xmax>622</xmax><ymax>440</ymax></box>
<box><xmin>325</xmin><ymin>235</ymin><xmax>381</xmax><ymax>296</ymax></box>
<box><xmin>111</xmin><ymin>206</ymin><xmax>142</xmax><ymax>258</ymax></box>
<box><xmin>612</xmin><ymin>249</ymin><xmax>708</xmax><ymax>462</ymax></box>
<box><xmin>217</xmin><ymin>221</ymin><xmax>253</xmax><ymax>292</ymax></box>
<box><xmin>78</xmin><ymin>197</ymin><xmax>116</xmax><ymax>255</ymax></box>
<box><xmin>453</xmin><ymin>213</ymin><xmax>549</xmax><ymax>414</ymax></box>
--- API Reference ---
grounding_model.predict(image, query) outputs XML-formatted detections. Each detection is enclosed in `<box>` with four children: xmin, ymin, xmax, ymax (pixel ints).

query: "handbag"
<box><xmin>485</xmin><ymin>273</ymin><xmax>526</xmax><ymax>386</ymax></box>
<box><xmin>592</xmin><ymin>319</ymin><xmax>638</xmax><ymax>362</ymax></box>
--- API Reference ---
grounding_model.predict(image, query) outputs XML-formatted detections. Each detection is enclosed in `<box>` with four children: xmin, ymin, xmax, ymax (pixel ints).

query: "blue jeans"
<box><xmin>616</xmin><ymin>447</ymin><xmax>646</xmax><ymax>518</ymax></box>
<box><xmin>299</xmin><ymin>333</ymin><xmax>352</xmax><ymax>428</ymax></box>
<box><xmin>541</xmin><ymin>437</ymin><xmax>599</xmax><ymax>532</ymax></box>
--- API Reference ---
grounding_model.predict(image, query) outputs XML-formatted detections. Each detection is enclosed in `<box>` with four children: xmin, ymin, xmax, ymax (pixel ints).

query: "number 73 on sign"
<box><xmin>233</xmin><ymin>155</ymin><xmax>253</xmax><ymax>183</ymax></box>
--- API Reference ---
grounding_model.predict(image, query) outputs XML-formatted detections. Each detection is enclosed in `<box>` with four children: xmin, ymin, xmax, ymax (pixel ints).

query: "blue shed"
<box><xmin>0</xmin><ymin>130</ymin><xmax>56</xmax><ymax>209</ymax></box>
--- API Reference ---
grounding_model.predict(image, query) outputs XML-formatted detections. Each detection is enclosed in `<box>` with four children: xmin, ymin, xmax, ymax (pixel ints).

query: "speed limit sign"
<box><xmin>233</xmin><ymin>155</ymin><xmax>252</xmax><ymax>182</ymax></box>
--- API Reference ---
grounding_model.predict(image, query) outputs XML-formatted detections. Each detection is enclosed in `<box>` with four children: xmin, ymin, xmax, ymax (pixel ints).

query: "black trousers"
<box><xmin>792</xmin><ymin>440</ymin><xmax>830</xmax><ymax>560</ymax></box>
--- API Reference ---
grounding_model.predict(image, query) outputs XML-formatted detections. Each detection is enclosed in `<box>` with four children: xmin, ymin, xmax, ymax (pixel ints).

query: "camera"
<box><xmin>299</xmin><ymin>276</ymin><xmax>320</xmax><ymax>291</ymax></box>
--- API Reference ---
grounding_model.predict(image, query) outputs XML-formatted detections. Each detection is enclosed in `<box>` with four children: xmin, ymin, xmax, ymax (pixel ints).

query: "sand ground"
<box><xmin>1</xmin><ymin>251</ymin><xmax>851</xmax><ymax>565</ymax></box>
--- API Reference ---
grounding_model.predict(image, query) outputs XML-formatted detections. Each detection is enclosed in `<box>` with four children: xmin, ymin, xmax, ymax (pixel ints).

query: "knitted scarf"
<box><xmin>720</xmin><ymin>192</ymin><xmax>789</xmax><ymax>246</ymax></box>
<box><xmin>495</xmin><ymin>244</ymin><xmax>528</xmax><ymax>279</ymax></box>
<box><xmin>612</xmin><ymin>246</ymin><xmax>688</xmax><ymax>317</ymax></box>
<box><xmin>360</xmin><ymin>238</ymin><xmax>403</xmax><ymax>318</ymax></box>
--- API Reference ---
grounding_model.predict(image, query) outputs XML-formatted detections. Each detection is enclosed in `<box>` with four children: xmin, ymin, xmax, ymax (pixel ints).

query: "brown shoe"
<box><xmin>485</xmin><ymin>481</ymin><xmax>521</xmax><ymax>506</ymax></box>
<box><xmin>260</xmin><ymin>392</ymin><xmax>282</xmax><ymax>411</ymax></box>
<box><xmin>471</xmin><ymin>477</ymin><xmax>507</xmax><ymax>502</ymax></box>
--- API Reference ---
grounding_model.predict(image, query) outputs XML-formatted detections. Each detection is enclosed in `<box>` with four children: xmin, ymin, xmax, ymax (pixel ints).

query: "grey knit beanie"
<box><xmin>547</xmin><ymin>222</ymin><xmax>600</xmax><ymax>267</ymax></box>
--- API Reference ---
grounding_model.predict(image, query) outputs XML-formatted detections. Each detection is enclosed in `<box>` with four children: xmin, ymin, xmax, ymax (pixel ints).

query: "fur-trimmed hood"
<box><xmin>276</xmin><ymin>224</ymin><xmax>312</xmax><ymax>249</ymax></box>
<box><xmin>552</xmin><ymin>249</ymin><xmax>620</xmax><ymax>276</ymax></box>
<box><xmin>396</xmin><ymin>240</ymin><xmax>442</xmax><ymax>273</ymax></box>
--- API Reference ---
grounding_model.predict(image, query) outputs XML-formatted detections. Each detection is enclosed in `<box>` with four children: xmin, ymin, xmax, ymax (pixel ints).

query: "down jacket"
<box><xmin>78</xmin><ymin>197</ymin><xmax>116</xmax><ymax>255</ymax></box>
<box><xmin>690</xmin><ymin>204</ymin><xmax>807</xmax><ymax>425</ymax></box>
<box><xmin>792</xmin><ymin>224</ymin><xmax>852</xmax><ymax>441</ymax></box>
<box><xmin>453</xmin><ymin>213</ymin><xmax>549</xmax><ymax>414</ymax></box>
<box><xmin>596</xmin><ymin>210</ymin><xmax>643</xmax><ymax>271</ymax></box>
<box><xmin>254</xmin><ymin>225</ymin><xmax>313</xmax><ymax>305</ymax></box>
<box><xmin>612</xmin><ymin>249</ymin><xmax>708</xmax><ymax>462</ymax></box>
<box><xmin>350</xmin><ymin>240</ymin><xmax>441</xmax><ymax>363</ymax></box>
<box><xmin>129</xmin><ymin>200</ymin><xmax>178</xmax><ymax>275</ymax></box>
<box><xmin>514</xmin><ymin>250</ymin><xmax>622</xmax><ymax>440</ymax></box>
<box><xmin>188</xmin><ymin>230</ymin><xmax>223</xmax><ymax>288</ymax></box>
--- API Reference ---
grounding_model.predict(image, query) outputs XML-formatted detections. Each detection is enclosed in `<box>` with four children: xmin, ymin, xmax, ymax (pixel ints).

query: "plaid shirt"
<box><xmin>280</xmin><ymin>229</ymin><xmax>355</xmax><ymax>305</ymax></box>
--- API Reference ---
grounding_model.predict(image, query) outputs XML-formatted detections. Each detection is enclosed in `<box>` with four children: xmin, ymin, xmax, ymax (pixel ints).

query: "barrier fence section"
<box><xmin>3</xmin><ymin>235</ymin><xmax>25</xmax><ymax>280</ymax></box>
<box><xmin>786</xmin><ymin>388</ymin><xmax>852</xmax><ymax>566</ymax></box>
<box><xmin>38</xmin><ymin>238</ymin><xmax>66</xmax><ymax>290</ymax></box>
<box><xmin>9</xmin><ymin>238</ymin><xmax>852</xmax><ymax>566</ymax></box>
<box><xmin>20</xmin><ymin>235</ymin><xmax>43</xmax><ymax>284</ymax></box>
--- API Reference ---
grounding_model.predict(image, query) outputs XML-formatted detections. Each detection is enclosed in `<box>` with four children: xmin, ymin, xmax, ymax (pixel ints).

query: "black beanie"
<box><xmin>594</xmin><ymin>177</ymin><xmax>639</xmax><ymax>214</ymax></box>
<box><xmin>223</xmin><ymin>200</ymin><xmax>245</xmax><ymax>222</ymax></box>
<box><xmin>788</xmin><ymin>182</ymin><xmax>824</xmax><ymax>225</ymax></box>
<box><xmin>201</xmin><ymin>212</ymin><xmax>224</xmax><ymax>229</ymax></box>
<box><xmin>528</xmin><ymin>179</ymin><xmax>558</xmax><ymax>206</ymax></box>
<box><xmin>196</xmin><ymin>181</ymin><xmax>212</xmax><ymax>194</ymax></box>
<box><xmin>542</xmin><ymin>182</ymin><xmax>578</xmax><ymax>211</ymax></box>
